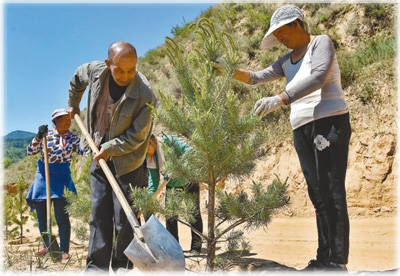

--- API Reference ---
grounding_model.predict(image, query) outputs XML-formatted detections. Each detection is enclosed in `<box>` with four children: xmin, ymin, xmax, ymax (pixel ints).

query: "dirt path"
<box><xmin>3</xmin><ymin>216</ymin><xmax>398</xmax><ymax>274</ymax></box>
<box><xmin>178</xmin><ymin>216</ymin><xmax>398</xmax><ymax>273</ymax></box>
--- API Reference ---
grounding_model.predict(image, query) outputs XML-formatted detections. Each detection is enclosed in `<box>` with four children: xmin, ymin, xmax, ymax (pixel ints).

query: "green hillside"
<box><xmin>3</xmin><ymin>130</ymin><xmax>36</xmax><ymax>164</ymax></box>
<box><xmin>4</xmin><ymin>130</ymin><xmax>36</xmax><ymax>140</ymax></box>
<box><xmin>138</xmin><ymin>3</ymin><xmax>396</xmax><ymax>142</ymax></box>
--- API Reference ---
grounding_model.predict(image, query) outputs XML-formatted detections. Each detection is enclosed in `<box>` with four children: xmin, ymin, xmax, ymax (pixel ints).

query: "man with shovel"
<box><xmin>67</xmin><ymin>41</ymin><xmax>155</xmax><ymax>273</ymax></box>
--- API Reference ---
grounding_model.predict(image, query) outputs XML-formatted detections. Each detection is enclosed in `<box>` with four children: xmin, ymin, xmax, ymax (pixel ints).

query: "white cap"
<box><xmin>260</xmin><ymin>5</ymin><xmax>305</xmax><ymax>49</ymax></box>
<box><xmin>51</xmin><ymin>108</ymin><xmax>69</xmax><ymax>120</ymax></box>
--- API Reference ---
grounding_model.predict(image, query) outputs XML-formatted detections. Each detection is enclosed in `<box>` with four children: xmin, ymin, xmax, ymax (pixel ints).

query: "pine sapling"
<box><xmin>132</xmin><ymin>17</ymin><xmax>289</xmax><ymax>271</ymax></box>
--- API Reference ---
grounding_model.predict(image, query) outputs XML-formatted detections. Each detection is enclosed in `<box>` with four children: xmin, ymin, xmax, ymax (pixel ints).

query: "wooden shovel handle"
<box><xmin>74</xmin><ymin>114</ymin><xmax>144</xmax><ymax>240</ymax></box>
<box><xmin>42</xmin><ymin>135</ymin><xmax>52</xmax><ymax>233</ymax></box>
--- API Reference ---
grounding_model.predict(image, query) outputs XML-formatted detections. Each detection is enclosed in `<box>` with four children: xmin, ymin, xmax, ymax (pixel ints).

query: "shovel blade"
<box><xmin>41</xmin><ymin>233</ymin><xmax>62</xmax><ymax>262</ymax></box>
<box><xmin>124</xmin><ymin>215</ymin><xmax>185</xmax><ymax>272</ymax></box>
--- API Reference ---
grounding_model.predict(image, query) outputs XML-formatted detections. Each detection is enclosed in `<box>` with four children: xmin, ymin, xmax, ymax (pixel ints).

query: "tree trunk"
<box><xmin>206</xmin><ymin>179</ymin><xmax>216</xmax><ymax>270</ymax></box>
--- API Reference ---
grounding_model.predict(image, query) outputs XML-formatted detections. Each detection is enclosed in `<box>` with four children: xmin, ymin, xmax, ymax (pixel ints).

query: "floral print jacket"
<box><xmin>27</xmin><ymin>130</ymin><xmax>87</xmax><ymax>163</ymax></box>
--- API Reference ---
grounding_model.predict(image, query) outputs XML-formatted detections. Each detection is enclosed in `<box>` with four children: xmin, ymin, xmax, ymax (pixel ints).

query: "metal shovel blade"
<box><xmin>41</xmin><ymin>232</ymin><xmax>62</xmax><ymax>262</ymax></box>
<box><xmin>124</xmin><ymin>215</ymin><xmax>185</xmax><ymax>272</ymax></box>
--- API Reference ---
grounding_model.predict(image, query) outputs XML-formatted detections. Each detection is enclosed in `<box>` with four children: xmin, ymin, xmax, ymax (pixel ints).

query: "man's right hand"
<box><xmin>67</xmin><ymin>106</ymin><xmax>80</xmax><ymax>119</ymax></box>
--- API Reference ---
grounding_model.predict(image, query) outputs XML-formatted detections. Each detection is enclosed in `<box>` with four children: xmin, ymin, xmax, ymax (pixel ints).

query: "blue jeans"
<box><xmin>293</xmin><ymin>113</ymin><xmax>351</xmax><ymax>265</ymax></box>
<box><xmin>33</xmin><ymin>198</ymin><xmax>71</xmax><ymax>253</ymax></box>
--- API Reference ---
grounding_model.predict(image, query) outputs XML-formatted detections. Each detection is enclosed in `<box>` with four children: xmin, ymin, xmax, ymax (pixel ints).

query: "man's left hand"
<box><xmin>93</xmin><ymin>148</ymin><xmax>109</xmax><ymax>165</ymax></box>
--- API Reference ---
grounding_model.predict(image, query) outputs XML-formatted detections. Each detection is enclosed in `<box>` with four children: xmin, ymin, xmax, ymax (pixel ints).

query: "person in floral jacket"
<box><xmin>26</xmin><ymin>108</ymin><xmax>87</xmax><ymax>260</ymax></box>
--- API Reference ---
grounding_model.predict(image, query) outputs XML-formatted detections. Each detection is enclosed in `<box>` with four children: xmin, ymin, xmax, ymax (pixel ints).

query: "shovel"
<box><xmin>42</xmin><ymin>134</ymin><xmax>62</xmax><ymax>262</ymax></box>
<box><xmin>74</xmin><ymin>114</ymin><xmax>185</xmax><ymax>272</ymax></box>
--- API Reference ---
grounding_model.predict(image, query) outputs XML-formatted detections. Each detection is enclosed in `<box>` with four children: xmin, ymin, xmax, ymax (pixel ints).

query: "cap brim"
<box><xmin>260</xmin><ymin>18</ymin><xmax>299</xmax><ymax>49</ymax></box>
<box><xmin>52</xmin><ymin>111</ymin><xmax>69</xmax><ymax>120</ymax></box>
<box><xmin>260</xmin><ymin>34</ymin><xmax>279</xmax><ymax>50</ymax></box>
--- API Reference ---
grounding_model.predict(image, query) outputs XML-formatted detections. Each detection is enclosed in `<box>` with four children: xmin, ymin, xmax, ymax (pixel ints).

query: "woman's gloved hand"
<box><xmin>36</xmin><ymin>125</ymin><xmax>48</xmax><ymax>139</ymax></box>
<box><xmin>254</xmin><ymin>95</ymin><xmax>283</xmax><ymax>117</ymax></box>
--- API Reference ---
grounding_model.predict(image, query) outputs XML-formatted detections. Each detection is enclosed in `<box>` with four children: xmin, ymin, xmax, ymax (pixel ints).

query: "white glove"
<box><xmin>254</xmin><ymin>95</ymin><xmax>284</xmax><ymax>117</ymax></box>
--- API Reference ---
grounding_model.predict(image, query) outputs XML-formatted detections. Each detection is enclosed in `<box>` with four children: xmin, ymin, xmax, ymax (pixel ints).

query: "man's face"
<box><xmin>106</xmin><ymin>52</ymin><xmax>137</xmax><ymax>87</ymax></box>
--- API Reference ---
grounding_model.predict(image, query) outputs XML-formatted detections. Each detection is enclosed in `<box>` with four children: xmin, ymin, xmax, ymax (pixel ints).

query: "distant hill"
<box><xmin>3</xmin><ymin>130</ymin><xmax>36</xmax><ymax>163</ymax></box>
<box><xmin>4</xmin><ymin>130</ymin><xmax>36</xmax><ymax>140</ymax></box>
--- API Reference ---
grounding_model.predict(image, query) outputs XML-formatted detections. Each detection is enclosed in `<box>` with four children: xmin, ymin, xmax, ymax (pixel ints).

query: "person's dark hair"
<box><xmin>287</xmin><ymin>19</ymin><xmax>305</xmax><ymax>29</ymax></box>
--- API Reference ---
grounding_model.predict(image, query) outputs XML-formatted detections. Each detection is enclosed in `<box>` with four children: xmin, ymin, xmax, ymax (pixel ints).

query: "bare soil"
<box><xmin>2</xmin><ymin>214</ymin><xmax>398</xmax><ymax>274</ymax></box>
<box><xmin>182</xmin><ymin>216</ymin><xmax>398</xmax><ymax>273</ymax></box>
<box><xmin>3</xmin><ymin>110</ymin><xmax>398</xmax><ymax>274</ymax></box>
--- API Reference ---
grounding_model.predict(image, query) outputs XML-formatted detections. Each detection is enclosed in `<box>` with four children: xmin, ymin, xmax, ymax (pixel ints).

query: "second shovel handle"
<box><xmin>42</xmin><ymin>135</ymin><xmax>52</xmax><ymax>233</ymax></box>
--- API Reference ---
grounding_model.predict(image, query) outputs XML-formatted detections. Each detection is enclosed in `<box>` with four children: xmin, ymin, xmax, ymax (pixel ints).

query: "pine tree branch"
<box><xmin>214</xmin><ymin>212</ymin><xmax>261</xmax><ymax>241</ymax></box>
<box><xmin>157</xmin><ymin>92</ymin><xmax>191</xmax><ymax>137</ymax></box>
<box><xmin>176</xmin><ymin>218</ymin><xmax>209</xmax><ymax>242</ymax></box>
<box><xmin>214</xmin><ymin>217</ymin><xmax>249</xmax><ymax>241</ymax></box>
<box><xmin>215</xmin><ymin>218</ymin><xmax>228</xmax><ymax>228</ymax></box>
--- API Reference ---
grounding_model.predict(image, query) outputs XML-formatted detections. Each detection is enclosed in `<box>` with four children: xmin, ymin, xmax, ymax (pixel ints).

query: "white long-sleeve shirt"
<box><xmin>248</xmin><ymin>35</ymin><xmax>348</xmax><ymax>130</ymax></box>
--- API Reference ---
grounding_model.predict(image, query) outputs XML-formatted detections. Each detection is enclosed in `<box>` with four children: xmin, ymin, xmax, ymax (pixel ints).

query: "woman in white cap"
<box><xmin>26</xmin><ymin>108</ymin><xmax>87</xmax><ymax>260</ymax></box>
<box><xmin>233</xmin><ymin>5</ymin><xmax>351</xmax><ymax>271</ymax></box>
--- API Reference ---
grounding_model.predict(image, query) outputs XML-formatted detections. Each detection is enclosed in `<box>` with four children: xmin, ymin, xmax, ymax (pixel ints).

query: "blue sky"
<box><xmin>2</xmin><ymin>1</ymin><xmax>217</xmax><ymax>136</ymax></box>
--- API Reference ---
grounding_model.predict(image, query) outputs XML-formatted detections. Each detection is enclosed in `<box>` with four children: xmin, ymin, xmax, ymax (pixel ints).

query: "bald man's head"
<box><xmin>105</xmin><ymin>41</ymin><xmax>138</xmax><ymax>87</ymax></box>
<box><xmin>108</xmin><ymin>41</ymin><xmax>137</xmax><ymax>64</ymax></box>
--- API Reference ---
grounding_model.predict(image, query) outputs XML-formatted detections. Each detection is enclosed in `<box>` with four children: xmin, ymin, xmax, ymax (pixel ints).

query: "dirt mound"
<box><xmin>213</xmin><ymin>127</ymin><xmax>397</xmax><ymax>218</ymax></box>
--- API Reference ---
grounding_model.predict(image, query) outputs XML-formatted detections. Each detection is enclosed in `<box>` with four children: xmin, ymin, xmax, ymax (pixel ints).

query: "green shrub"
<box><xmin>65</xmin><ymin>155</ymin><xmax>92</xmax><ymax>241</ymax></box>
<box><xmin>3</xmin><ymin>157</ymin><xmax>12</xmax><ymax>169</ymax></box>
<box><xmin>365</xmin><ymin>4</ymin><xmax>387</xmax><ymax>20</ymax></box>
<box><xmin>338</xmin><ymin>35</ymin><xmax>395</xmax><ymax>90</ymax></box>
<box><xmin>143</xmin><ymin>49</ymin><xmax>165</xmax><ymax>66</ymax></box>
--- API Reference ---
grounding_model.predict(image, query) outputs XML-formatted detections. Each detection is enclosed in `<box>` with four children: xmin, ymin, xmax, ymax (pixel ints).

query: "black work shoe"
<box><xmin>188</xmin><ymin>249</ymin><xmax>200</xmax><ymax>256</ymax></box>
<box><xmin>326</xmin><ymin>262</ymin><xmax>348</xmax><ymax>272</ymax></box>
<box><xmin>303</xmin><ymin>259</ymin><xmax>328</xmax><ymax>271</ymax></box>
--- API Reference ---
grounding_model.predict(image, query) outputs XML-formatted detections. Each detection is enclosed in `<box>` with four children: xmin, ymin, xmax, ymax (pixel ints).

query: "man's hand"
<box><xmin>93</xmin><ymin>148</ymin><xmax>109</xmax><ymax>166</ymax></box>
<box><xmin>254</xmin><ymin>95</ymin><xmax>284</xmax><ymax>117</ymax></box>
<box><xmin>67</xmin><ymin>106</ymin><xmax>80</xmax><ymax>119</ymax></box>
<box><xmin>147</xmin><ymin>139</ymin><xmax>156</xmax><ymax>156</ymax></box>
